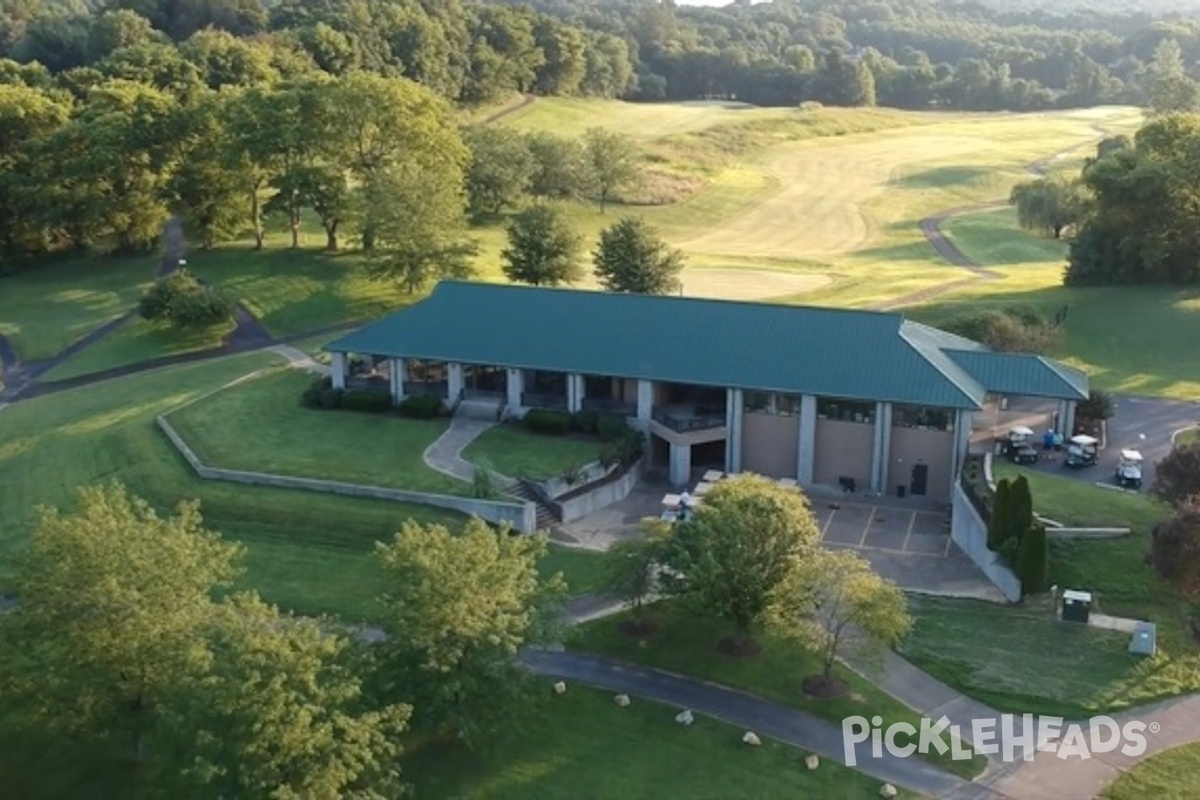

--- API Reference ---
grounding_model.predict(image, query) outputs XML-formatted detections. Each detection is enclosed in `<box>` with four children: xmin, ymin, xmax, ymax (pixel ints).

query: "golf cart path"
<box><xmin>874</xmin><ymin>121</ymin><xmax>1114</xmax><ymax>311</ymax></box>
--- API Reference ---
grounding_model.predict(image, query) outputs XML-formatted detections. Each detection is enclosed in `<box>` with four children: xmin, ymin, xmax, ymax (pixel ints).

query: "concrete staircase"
<box><xmin>507</xmin><ymin>481</ymin><xmax>561</xmax><ymax>531</ymax></box>
<box><xmin>456</xmin><ymin>393</ymin><xmax>505</xmax><ymax>420</ymax></box>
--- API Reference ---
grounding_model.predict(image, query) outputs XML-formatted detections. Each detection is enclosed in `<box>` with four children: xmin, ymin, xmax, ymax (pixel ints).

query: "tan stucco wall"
<box><xmin>889</xmin><ymin>426</ymin><xmax>954</xmax><ymax>502</ymax></box>
<box><xmin>742</xmin><ymin>412</ymin><xmax>799</xmax><ymax>478</ymax></box>
<box><xmin>813</xmin><ymin>419</ymin><xmax>873</xmax><ymax>488</ymax></box>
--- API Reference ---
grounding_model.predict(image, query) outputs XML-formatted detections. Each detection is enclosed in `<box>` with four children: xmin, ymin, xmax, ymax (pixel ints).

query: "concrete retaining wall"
<box><xmin>1047</xmin><ymin>527</ymin><xmax>1131</xmax><ymax>539</ymax></box>
<box><xmin>558</xmin><ymin>459</ymin><xmax>644</xmax><ymax>523</ymax></box>
<box><xmin>951</xmin><ymin>483</ymin><xmax>1022</xmax><ymax>602</ymax></box>
<box><xmin>157</xmin><ymin>415</ymin><xmax>537</xmax><ymax>533</ymax></box>
<box><xmin>541</xmin><ymin>460</ymin><xmax>611</xmax><ymax>500</ymax></box>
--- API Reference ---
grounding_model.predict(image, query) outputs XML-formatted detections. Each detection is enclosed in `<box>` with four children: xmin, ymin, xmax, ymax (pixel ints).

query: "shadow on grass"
<box><xmin>891</xmin><ymin>165</ymin><xmax>996</xmax><ymax>189</ymax></box>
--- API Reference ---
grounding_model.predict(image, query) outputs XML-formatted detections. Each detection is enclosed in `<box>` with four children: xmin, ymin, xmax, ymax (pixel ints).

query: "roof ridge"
<box><xmin>899</xmin><ymin>326</ymin><xmax>987</xmax><ymax>408</ymax></box>
<box><xmin>435</xmin><ymin>279</ymin><xmax>905</xmax><ymax>319</ymax></box>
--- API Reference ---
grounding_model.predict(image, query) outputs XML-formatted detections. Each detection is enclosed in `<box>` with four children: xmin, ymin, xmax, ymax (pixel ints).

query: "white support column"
<box><xmin>725</xmin><ymin>388</ymin><xmax>744</xmax><ymax>474</ymax></box>
<box><xmin>331</xmin><ymin>352</ymin><xmax>346</xmax><ymax>390</ymax></box>
<box><xmin>871</xmin><ymin>402</ymin><xmax>892</xmax><ymax>494</ymax></box>
<box><xmin>392</xmin><ymin>358</ymin><xmax>407</xmax><ymax>403</ymax></box>
<box><xmin>1063</xmin><ymin>400</ymin><xmax>1076</xmax><ymax>438</ymax></box>
<box><xmin>447</xmin><ymin>362</ymin><xmax>464</xmax><ymax>402</ymax></box>
<box><xmin>637</xmin><ymin>380</ymin><xmax>653</xmax><ymax>421</ymax></box>
<box><xmin>506</xmin><ymin>368</ymin><xmax>524</xmax><ymax>417</ymax></box>
<box><xmin>566</xmin><ymin>373</ymin><xmax>583</xmax><ymax>413</ymax></box>
<box><xmin>797</xmin><ymin>394</ymin><xmax>817</xmax><ymax>485</ymax></box>
<box><xmin>669</xmin><ymin>442</ymin><xmax>692</xmax><ymax>487</ymax></box>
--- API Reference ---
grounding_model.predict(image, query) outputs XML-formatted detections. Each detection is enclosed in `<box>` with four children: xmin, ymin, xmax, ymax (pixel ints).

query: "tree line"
<box><xmin>1009</xmin><ymin>111</ymin><xmax>1200</xmax><ymax>286</ymax></box>
<box><xmin>8</xmin><ymin>0</ymin><xmax>1200</xmax><ymax>114</ymax></box>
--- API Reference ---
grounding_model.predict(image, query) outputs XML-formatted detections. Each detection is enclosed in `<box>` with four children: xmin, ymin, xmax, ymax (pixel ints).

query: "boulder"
<box><xmin>552</xmin><ymin>681</ymin><xmax>567</xmax><ymax>695</ymax></box>
<box><xmin>879</xmin><ymin>784</ymin><xmax>897</xmax><ymax>798</ymax></box>
<box><xmin>614</xmin><ymin>693</ymin><xmax>631</xmax><ymax>707</ymax></box>
<box><xmin>805</xmin><ymin>754</ymin><xmax>820</xmax><ymax>770</ymax></box>
<box><xmin>675</xmin><ymin>709</ymin><xmax>694</xmax><ymax>726</ymax></box>
<box><xmin>742</xmin><ymin>731</ymin><xmax>761</xmax><ymax>747</ymax></box>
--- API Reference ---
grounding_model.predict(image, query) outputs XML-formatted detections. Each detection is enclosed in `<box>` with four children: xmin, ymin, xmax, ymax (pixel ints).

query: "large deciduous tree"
<box><xmin>463</xmin><ymin>125</ymin><xmax>534</xmax><ymax>217</ymax></box>
<box><xmin>1150</xmin><ymin>495</ymin><xmax>1200</xmax><ymax>595</ymax></box>
<box><xmin>768</xmin><ymin>548</ymin><xmax>911</xmax><ymax>695</ymax></box>
<box><xmin>526</xmin><ymin>130</ymin><xmax>588</xmax><ymax>200</ymax></box>
<box><xmin>373</xmin><ymin>517</ymin><xmax>564</xmax><ymax>740</ymax></box>
<box><xmin>1010</xmin><ymin>175</ymin><xmax>1088</xmax><ymax>239</ymax></box>
<box><xmin>661</xmin><ymin>475</ymin><xmax>820</xmax><ymax>652</ymax></box>
<box><xmin>593</xmin><ymin>217</ymin><xmax>685</xmax><ymax>295</ymax></box>
<box><xmin>502</xmin><ymin>204</ymin><xmax>583</xmax><ymax>287</ymax></box>
<box><xmin>583</xmin><ymin>126</ymin><xmax>639</xmax><ymax>212</ymax></box>
<box><xmin>1153</xmin><ymin>443</ymin><xmax>1200</xmax><ymax>509</ymax></box>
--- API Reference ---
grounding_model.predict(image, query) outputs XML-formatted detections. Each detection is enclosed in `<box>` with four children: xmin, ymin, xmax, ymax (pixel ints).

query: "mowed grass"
<box><xmin>1176</xmin><ymin>428</ymin><xmax>1200</xmax><ymax>446</ymax></box>
<box><xmin>903</xmin><ymin>461</ymin><xmax>1196</xmax><ymax>718</ymax></box>
<box><xmin>910</xmin><ymin>205</ymin><xmax>1200</xmax><ymax>400</ymax></box>
<box><xmin>37</xmin><ymin>317</ymin><xmax>235</xmax><ymax>382</ymax></box>
<box><xmin>404</xmin><ymin>685</ymin><xmax>916</xmax><ymax>800</ymax></box>
<box><xmin>571</xmin><ymin>602</ymin><xmax>987</xmax><ymax>779</ymax></box>
<box><xmin>464</xmin><ymin>423</ymin><xmax>603</xmax><ymax>480</ymax></box>
<box><xmin>0</xmin><ymin>355</ymin><xmax>601</xmax><ymax>620</ymax></box>
<box><xmin>1102</xmin><ymin>741</ymin><xmax>1200</xmax><ymax>799</ymax></box>
<box><xmin>0</xmin><ymin>255</ymin><xmax>156</xmax><ymax>361</ymax></box>
<box><xmin>166</xmin><ymin>368</ymin><xmax>468</xmax><ymax>496</ymax></box>
<box><xmin>498</xmin><ymin>97</ymin><xmax>796</xmax><ymax>139</ymax></box>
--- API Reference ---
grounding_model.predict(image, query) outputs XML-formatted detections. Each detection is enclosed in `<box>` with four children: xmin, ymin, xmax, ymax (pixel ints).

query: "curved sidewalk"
<box><xmin>422</xmin><ymin>415</ymin><xmax>496</xmax><ymax>482</ymax></box>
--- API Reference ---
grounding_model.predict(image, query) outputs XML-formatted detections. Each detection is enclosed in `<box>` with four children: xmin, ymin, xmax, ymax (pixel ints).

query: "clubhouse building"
<box><xmin>326</xmin><ymin>281</ymin><xmax>1088</xmax><ymax>503</ymax></box>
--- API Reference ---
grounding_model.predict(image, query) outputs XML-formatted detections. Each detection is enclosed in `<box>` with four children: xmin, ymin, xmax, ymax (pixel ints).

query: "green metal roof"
<box><xmin>327</xmin><ymin>281</ymin><xmax>1088</xmax><ymax>408</ymax></box>
<box><xmin>945</xmin><ymin>350</ymin><xmax>1089</xmax><ymax>401</ymax></box>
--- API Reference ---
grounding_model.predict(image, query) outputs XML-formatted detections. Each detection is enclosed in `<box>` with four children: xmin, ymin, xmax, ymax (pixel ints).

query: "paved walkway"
<box><xmin>422</xmin><ymin>415</ymin><xmax>496</xmax><ymax>482</ymax></box>
<box><xmin>266</xmin><ymin>344</ymin><xmax>327</xmax><ymax>375</ymax></box>
<box><xmin>520</xmin><ymin>649</ymin><xmax>968</xmax><ymax>797</ymax></box>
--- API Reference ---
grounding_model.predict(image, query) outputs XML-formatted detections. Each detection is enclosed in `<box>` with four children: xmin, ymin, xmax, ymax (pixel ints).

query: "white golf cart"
<box><xmin>1002</xmin><ymin>426</ymin><xmax>1039</xmax><ymax>464</ymax></box>
<box><xmin>1064</xmin><ymin>434</ymin><xmax>1099</xmax><ymax>469</ymax></box>
<box><xmin>1115</xmin><ymin>449</ymin><xmax>1144</xmax><ymax>489</ymax></box>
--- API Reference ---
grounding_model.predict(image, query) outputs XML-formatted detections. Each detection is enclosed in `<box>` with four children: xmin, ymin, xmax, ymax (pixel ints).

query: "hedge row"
<box><xmin>299</xmin><ymin>378</ymin><xmax>444</xmax><ymax>419</ymax></box>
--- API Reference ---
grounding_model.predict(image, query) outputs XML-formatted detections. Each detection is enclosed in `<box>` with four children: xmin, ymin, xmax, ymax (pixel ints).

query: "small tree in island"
<box><xmin>659</xmin><ymin>474</ymin><xmax>819</xmax><ymax>655</ymax></box>
<box><xmin>600</xmin><ymin>518</ymin><xmax>672</xmax><ymax>635</ymax></box>
<box><xmin>767</xmin><ymin>548</ymin><xmax>911</xmax><ymax>697</ymax></box>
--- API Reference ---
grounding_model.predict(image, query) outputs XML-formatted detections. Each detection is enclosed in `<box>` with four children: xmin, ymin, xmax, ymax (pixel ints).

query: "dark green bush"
<box><xmin>941</xmin><ymin>307</ymin><xmax>1058</xmax><ymax>354</ymax></box>
<box><xmin>572</xmin><ymin>410</ymin><xmax>599</xmax><ymax>434</ymax></box>
<box><xmin>596</xmin><ymin>413</ymin><xmax>630</xmax><ymax>441</ymax></box>
<box><xmin>1017</xmin><ymin>526</ymin><xmax>1049</xmax><ymax>596</ymax></box>
<box><xmin>138</xmin><ymin>269</ymin><xmax>236</xmax><ymax>329</ymax></box>
<box><xmin>600</xmin><ymin>428</ymin><xmax>645</xmax><ymax>469</ymax></box>
<box><xmin>319</xmin><ymin>388</ymin><xmax>343</xmax><ymax>409</ymax></box>
<box><xmin>300</xmin><ymin>388</ymin><xmax>322</xmax><ymax>408</ymax></box>
<box><xmin>339</xmin><ymin>390</ymin><xmax>392</xmax><ymax>413</ymax></box>
<box><xmin>398</xmin><ymin>394</ymin><xmax>443</xmax><ymax>419</ymax></box>
<box><xmin>525</xmin><ymin>409</ymin><xmax>571</xmax><ymax>435</ymax></box>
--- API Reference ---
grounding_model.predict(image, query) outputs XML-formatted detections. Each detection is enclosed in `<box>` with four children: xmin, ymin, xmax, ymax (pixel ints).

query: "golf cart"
<box><xmin>1115</xmin><ymin>449</ymin><xmax>1144</xmax><ymax>489</ymax></box>
<box><xmin>1002</xmin><ymin>426</ymin><xmax>1039</xmax><ymax>465</ymax></box>
<box><xmin>1064</xmin><ymin>434</ymin><xmax>1099</xmax><ymax>469</ymax></box>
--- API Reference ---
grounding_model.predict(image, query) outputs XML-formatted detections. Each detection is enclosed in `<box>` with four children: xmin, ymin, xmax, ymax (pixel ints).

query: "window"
<box><xmin>744</xmin><ymin>391</ymin><xmax>770</xmax><ymax>412</ymax></box>
<box><xmin>893</xmin><ymin>405</ymin><xmax>952</xmax><ymax>431</ymax></box>
<box><xmin>775</xmin><ymin>394</ymin><xmax>800</xmax><ymax>416</ymax></box>
<box><xmin>817</xmin><ymin>397</ymin><xmax>875</xmax><ymax>423</ymax></box>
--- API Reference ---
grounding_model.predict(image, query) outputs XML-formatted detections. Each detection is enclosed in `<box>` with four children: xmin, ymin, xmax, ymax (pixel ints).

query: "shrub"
<box><xmin>472</xmin><ymin>464</ymin><xmax>499</xmax><ymax>499</ymax></box>
<box><xmin>1152</xmin><ymin>443</ymin><xmax>1200</xmax><ymax>509</ymax></box>
<box><xmin>339</xmin><ymin>390</ymin><xmax>392</xmax><ymax>414</ymax></box>
<box><xmin>398</xmin><ymin>394</ymin><xmax>443</xmax><ymax>419</ymax></box>
<box><xmin>138</xmin><ymin>269</ymin><xmax>235</xmax><ymax>329</ymax></box>
<box><xmin>1016</xmin><ymin>525</ymin><xmax>1049</xmax><ymax>595</ymax></box>
<box><xmin>524</xmin><ymin>409</ymin><xmax>571</xmax><ymax>435</ymax></box>
<box><xmin>561</xmin><ymin>463</ymin><xmax>585</xmax><ymax>486</ymax></box>
<box><xmin>941</xmin><ymin>308</ymin><xmax>1059</xmax><ymax>354</ymax></box>
<box><xmin>319</xmin><ymin>388</ymin><xmax>343</xmax><ymax>409</ymax></box>
<box><xmin>600</xmin><ymin>428</ymin><xmax>645</xmax><ymax>470</ymax></box>
<box><xmin>572</xmin><ymin>410</ymin><xmax>599</xmax><ymax>434</ymax></box>
<box><xmin>300</xmin><ymin>376</ymin><xmax>333</xmax><ymax>408</ymax></box>
<box><xmin>1150</xmin><ymin>498</ymin><xmax>1200</xmax><ymax>595</ymax></box>
<box><xmin>987</xmin><ymin>479</ymin><xmax>1012</xmax><ymax>550</ymax></box>
<box><xmin>1077</xmin><ymin>389</ymin><xmax>1114</xmax><ymax>423</ymax></box>
<box><xmin>596</xmin><ymin>413</ymin><xmax>630</xmax><ymax>442</ymax></box>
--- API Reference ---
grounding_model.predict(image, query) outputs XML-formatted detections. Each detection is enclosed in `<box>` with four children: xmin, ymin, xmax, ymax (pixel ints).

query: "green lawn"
<box><xmin>940</xmin><ymin>206</ymin><xmax>1069</xmax><ymax>267</ymax></box>
<box><xmin>1176</xmin><ymin>428</ymin><xmax>1200</xmax><ymax>446</ymax></box>
<box><xmin>166</xmin><ymin>369</ymin><xmax>469</xmax><ymax>496</ymax></box>
<box><xmin>570</xmin><ymin>602</ymin><xmax>986</xmax><ymax>779</ymax></box>
<box><xmin>1102</xmin><ymin>741</ymin><xmax>1200</xmax><ymax>799</ymax></box>
<box><xmin>405</xmin><ymin>685</ymin><xmax>916</xmax><ymax>800</ymax></box>
<box><xmin>902</xmin><ymin>462</ymin><xmax>1198</xmax><ymax>718</ymax></box>
<box><xmin>464</xmin><ymin>423</ymin><xmax>603</xmax><ymax>480</ymax></box>
<box><xmin>0</xmin><ymin>255</ymin><xmax>156</xmax><ymax>361</ymax></box>
<box><xmin>38</xmin><ymin>317</ymin><xmax>235</xmax><ymax>382</ymax></box>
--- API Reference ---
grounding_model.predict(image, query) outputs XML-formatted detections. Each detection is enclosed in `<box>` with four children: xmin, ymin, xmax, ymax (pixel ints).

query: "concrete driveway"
<box><xmin>811</xmin><ymin>498</ymin><xmax>1005</xmax><ymax>600</ymax></box>
<box><xmin>1026</xmin><ymin>393</ymin><xmax>1200</xmax><ymax>492</ymax></box>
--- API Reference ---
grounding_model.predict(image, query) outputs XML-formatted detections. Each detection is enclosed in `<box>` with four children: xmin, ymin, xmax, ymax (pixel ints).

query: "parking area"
<box><xmin>815</xmin><ymin>501</ymin><xmax>952</xmax><ymax>558</ymax></box>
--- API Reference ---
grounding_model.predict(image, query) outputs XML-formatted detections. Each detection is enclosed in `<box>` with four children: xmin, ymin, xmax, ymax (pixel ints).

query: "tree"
<box><xmin>463</xmin><ymin>125</ymin><xmax>534</xmax><ymax>217</ymax></box>
<box><xmin>987</xmin><ymin>477</ymin><xmax>1012</xmax><ymax>551</ymax></box>
<box><xmin>1009</xmin><ymin>475</ymin><xmax>1034</xmax><ymax>539</ymax></box>
<box><xmin>660</xmin><ymin>474</ymin><xmax>820</xmax><ymax>651</ymax></box>
<box><xmin>526</xmin><ymin>131</ymin><xmax>588</xmax><ymax>200</ymax></box>
<box><xmin>1016</xmin><ymin>525</ymin><xmax>1049</xmax><ymax>596</ymax></box>
<box><xmin>176</xmin><ymin>594</ymin><xmax>410</xmax><ymax>799</ymax></box>
<box><xmin>1010</xmin><ymin>175</ymin><xmax>1088</xmax><ymax>239</ymax></box>
<box><xmin>501</xmin><ymin>204</ymin><xmax>583</xmax><ymax>286</ymax></box>
<box><xmin>583</xmin><ymin>126</ymin><xmax>639</xmax><ymax>212</ymax></box>
<box><xmin>1150</xmin><ymin>496</ymin><xmax>1200</xmax><ymax>594</ymax></box>
<box><xmin>593</xmin><ymin>217</ymin><xmax>685</xmax><ymax>295</ymax></box>
<box><xmin>139</xmin><ymin>269</ymin><xmax>236</xmax><ymax>329</ymax></box>
<box><xmin>0</xmin><ymin>482</ymin><xmax>241</xmax><ymax>788</ymax></box>
<box><xmin>601</xmin><ymin>519</ymin><xmax>670</xmax><ymax>633</ymax></box>
<box><xmin>768</xmin><ymin>548</ymin><xmax>911</xmax><ymax>695</ymax></box>
<box><xmin>1152</xmin><ymin>443</ymin><xmax>1200</xmax><ymax>509</ymax></box>
<box><xmin>1076</xmin><ymin>389</ymin><xmax>1115</xmax><ymax>424</ymax></box>
<box><xmin>373</xmin><ymin>517</ymin><xmax>565</xmax><ymax>740</ymax></box>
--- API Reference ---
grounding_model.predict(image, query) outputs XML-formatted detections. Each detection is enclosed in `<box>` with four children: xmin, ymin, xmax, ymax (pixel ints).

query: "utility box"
<box><xmin>1062</xmin><ymin>590</ymin><xmax>1092</xmax><ymax>623</ymax></box>
<box><xmin>1129</xmin><ymin>622</ymin><xmax>1157</xmax><ymax>657</ymax></box>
